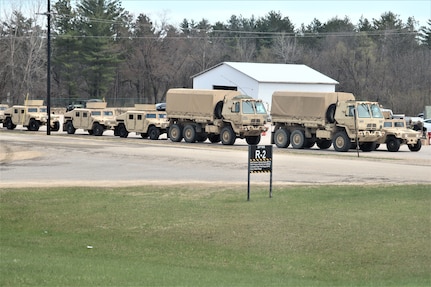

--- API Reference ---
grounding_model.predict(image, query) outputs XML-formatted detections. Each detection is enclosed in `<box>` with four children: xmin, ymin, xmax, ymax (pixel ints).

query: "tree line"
<box><xmin>0</xmin><ymin>0</ymin><xmax>430</xmax><ymax>115</ymax></box>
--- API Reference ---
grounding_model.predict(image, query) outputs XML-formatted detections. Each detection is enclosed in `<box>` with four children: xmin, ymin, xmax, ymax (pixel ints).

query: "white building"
<box><xmin>192</xmin><ymin>62</ymin><xmax>339</xmax><ymax>108</ymax></box>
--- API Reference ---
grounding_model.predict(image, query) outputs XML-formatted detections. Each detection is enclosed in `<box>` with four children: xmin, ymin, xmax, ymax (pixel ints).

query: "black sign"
<box><xmin>247</xmin><ymin>145</ymin><xmax>273</xmax><ymax>200</ymax></box>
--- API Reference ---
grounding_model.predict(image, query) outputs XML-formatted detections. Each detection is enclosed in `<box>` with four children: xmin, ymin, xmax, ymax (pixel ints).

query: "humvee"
<box><xmin>63</xmin><ymin>102</ymin><xmax>116</xmax><ymax>136</ymax></box>
<box><xmin>3</xmin><ymin>100</ymin><xmax>60</xmax><ymax>131</ymax></box>
<box><xmin>0</xmin><ymin>104</ymin><xmax>9</xmax><ymax>124</ymax></box>
<box><xmin>376</xmin><ymin>118</ymin><xmax>422</xmax><ymax>152</ymax></box>
<box><xmin>114</xmin><ymin>104</ymin><xmax>169</xmax><ymax>139</ymax></box>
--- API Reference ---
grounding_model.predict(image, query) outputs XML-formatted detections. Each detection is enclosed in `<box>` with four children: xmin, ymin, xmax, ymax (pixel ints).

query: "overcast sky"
<box><xmin>1</xmin><ymin>0</ymin><xmax>429</xmax><ymax>28</ymax></box>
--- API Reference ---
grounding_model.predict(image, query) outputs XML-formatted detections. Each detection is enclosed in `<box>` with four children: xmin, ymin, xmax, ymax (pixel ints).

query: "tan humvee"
<box><xmin>3</xmin><ymin>100</ymin><xmax>60</xmax><ymax>131</ymax></box>
<box><xmin>376</xmin><ymin>119</ymin><xmax>422</xmax><ymax>152</ymax></box>
<box><xmin>113</xmin><ymin>104</ymin><xmax>169</xmax><ymax>139</ymax></box>
<box><xmin>0</xmin><ymin>104</ymin><xmax>9</xmax><ymax>124</ymax></box>
<box><xmin>63</xmin><ymin>102</ymin><xmax>116</xmax><ymax>136</ymax></box>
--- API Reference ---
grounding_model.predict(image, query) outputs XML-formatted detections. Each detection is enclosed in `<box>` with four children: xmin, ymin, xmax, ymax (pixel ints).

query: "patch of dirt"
<box><xmin>0</xmin><ymin>142</ymin><xmax>43</xmax><ymax>164</ymax></box>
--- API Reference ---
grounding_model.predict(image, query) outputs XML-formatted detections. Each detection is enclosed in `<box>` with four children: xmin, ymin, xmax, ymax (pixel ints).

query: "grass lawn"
<box><xmin>1</xmin><ymin>184</ymin><xmax>430</xmax><ymax>286</ymax></box>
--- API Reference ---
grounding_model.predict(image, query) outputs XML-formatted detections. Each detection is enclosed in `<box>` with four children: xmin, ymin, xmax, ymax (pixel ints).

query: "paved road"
<box><xmin>0</xmin><ymin>128</ymin><xmax>430</xmax><ymax>188</ymax></box>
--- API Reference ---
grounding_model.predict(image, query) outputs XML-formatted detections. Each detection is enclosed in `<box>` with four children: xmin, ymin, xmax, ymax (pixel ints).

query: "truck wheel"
<box><xmin>169</xmin><ymin>124</ymin><xmax>183</xmax><ymax>142</ymax></box>
<box><xmin>290</xmin><ymin>129</ymin><xmax>305</xmax><ymax>149</ymax></box>
<box><xmin>51</xmin><ymin>121</ymin><xmax>60</xmax><ymax>132</ymax></box>
<box><xmin>208</xmin><ymin>134</ymin><xmax>220</xmax><ymax>143</ymax></box>
<box><xmin>408</xmin><ymin>140</ymin><xmax>421</xmax><ymax>152</ymax></box>
<box><xmin>183</xmin><ymin>125</ymin><xmax>197</xmax><ymax>143</ymax></box>
<box><xmin>148</xmin><ymin>126</ymin><xmax>161</xmax><ymax>140</ymax></box>
<box><xmin>214</xmin><ymin>101</ymin><xmax>223</xmax><ymax>119</ymax></box>
<box><xmin>118</xmin><ymin>124</ymin><xmax>129</xmax><ymax>138</ymax></box>
<box><xmin>326</xmin><ymin>104</ymin><xmax>336</xmax><ymax>123</ymax></box>
<box><xmin>221</xmin><ymin>126</ymin><xmax>236</xmax><ymax>145</ymax></box>
<box><xmin>66</xmin><ymin>121</ymin><xmax>76</xmax><ymax>134</ymax></box>
<box><xmin>196</xmin><ymin>133</ymin><xmax>208</xmax><ymax>142</ymax></box>
<box><xmin>386</xmin><ymin>136</ymin><xmax>400</xmax><ymax>152</ymax></box>
<box><xmin>333</xmin><ymin>131</ymin><xmax>350</xmax><ymax>152</ymax></box>
<box><xmin>5</xmin><ymin>117</ymin><xmax>16</xmax><ymax>130</ymax></box>
<box><xmin>93</xmin><ymin>123</ymin><xmax>104</xmax><ymax>136</ymax></box>
<box><xmin>316</xmin><ymin>139</ymin><xmax>332</xmax><ymax>149</ymax></box>
<box><xmin>274</xmin><ymin>128</ymin><xmax>290</xmax><ymax>148</ymax></box>
<box><xmin>246</xmin><ymin>135</ymin><xmax>261</xmax><ymax>145</ymax></box>
<box><xmin>360</xmin><ymin>142</ymin><xmax>376</xmax><ymax>152</ymax></box>
<box><xmin>28</xmin><ymin>119</ymin><xmax>40</xmax><ymax>131</ymax></box>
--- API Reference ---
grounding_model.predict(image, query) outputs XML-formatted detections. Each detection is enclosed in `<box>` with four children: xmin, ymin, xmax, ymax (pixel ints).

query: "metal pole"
<box><xmin>46</xmin><ymin>0</ymin><xmax>51</xmax><ymax>135</ymax></box>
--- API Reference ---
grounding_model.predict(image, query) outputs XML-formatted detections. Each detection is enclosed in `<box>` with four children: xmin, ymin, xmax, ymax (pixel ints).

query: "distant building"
<box><xmin>192</xmin><ymin>62</ymin><xmax>339</xmax><ymax>108</ymax></box>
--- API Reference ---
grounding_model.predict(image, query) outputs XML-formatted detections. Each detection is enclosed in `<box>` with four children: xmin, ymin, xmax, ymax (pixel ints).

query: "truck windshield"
<box><xmin>104</xmin><ymin>111</ymin><xmax>113</xmax><ymax>116</ymax></box>
<box><xmin>40</xmin><ymin>108</ymin><xmax>47</xmax><ymax>112</ymax></box>
<box><xmin>242</xmin><ymin>101</ymin><xmax>255</xmax><ymax>114</ymax></box>
<box><xmin>91</xmin><ymin>111</ymin><xmax>101</xmax><ymax>116</ymax></box>
<box><xmin>255</xmin><ymin>102</ymin><xmax>267</xmax><ymax>114</ymax></box>
<box><xmin>357</xmin><ymin>104</ymin><xmax>371</xmax><ymax>118</ymax></box>
<box><xmin>28</xmin><ymin>108</ymin><xmax>38</xmax><ymax>113</ymax></box>
<box><xmin>370</xmin><ymin>104</ymin><xmax>383</xmax><ymax>118</ymax></box>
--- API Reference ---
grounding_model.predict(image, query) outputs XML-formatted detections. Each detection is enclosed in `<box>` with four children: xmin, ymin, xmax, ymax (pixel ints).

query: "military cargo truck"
<box><xmin>376</xmin><ymin>118</ymin><xmax>422</xmax><ymax>152</ymax></box>
<box><xmin>3</xmin><ymin>100</ymin><xmax>60</xmax><ymax>131</ymax></box>
<box><xmin>271</xmin><ymin>91</ymin><xmax>384</xmax><ymax>152</ymax></box>
<box><xmin>114</xmin><ymin>104</ymin><xmax>169</xmax><ymax>139</ymax></box>
<box><xmin>166</xmin><ymin>88</ymin><xmax>268</xmax><ymax>145</ymax></box>
<box><xmin>63</xmin><ymin>102</ymin><xmax>116</xmax><ymax>136</ymax></box>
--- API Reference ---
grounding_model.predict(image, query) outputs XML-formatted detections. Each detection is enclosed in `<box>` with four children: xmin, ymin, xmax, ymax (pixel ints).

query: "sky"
<box><xmin>0</xmin><ymin>0</ymin><xmax>430</xmax><ymax>29</ymax></box>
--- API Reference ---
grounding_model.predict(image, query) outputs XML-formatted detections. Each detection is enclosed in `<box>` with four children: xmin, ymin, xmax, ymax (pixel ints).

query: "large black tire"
<box><xmin>51</xmin><ymin>121</ymin><xmax>60</xmax><ymax>132</ymax></box>
<box><xmin>93</xmin><ymin>123</ymin><xmax>104</xmax><ymax>136</ymax></box>
<box><xmin>408</xmin><ymin>140</ymin><xmax>421</xmax><ymax>152</ymax></box>
<box><xmin>316</xmin><ymin>139</ymin><xmax>332</xmax><ymax>150</ymax></box>
<box><xmin>148</xmin><ymin>126</ymin><xmax>161</xmax><ymax>140</ymax></box>
<box><xmin>208</xmin><ymin>134</ymin><xmax>220</xmax><ymax>143</ymax></box>
<box><xmin>28</xmin><ymin>119</ymin><xmax>40</xmax><ymax>131</ymax></box>
<box><xmin>183</xmin><ymin>125</ymin><xmax>197</xmax><ymax>143</ymax></box>
<box><xmin>214</xmin><ymin>101</ymin><xmax>223</xmax><ymax>119</ymax></box>
<box><xmin>5</xmin><ymin>117</ymin><xmax>16</xmax><ymax>130</ymax></box>
<box><xmin>360</xmin><ymin>142</ymin><xmax>376</xmax><ymax>152</ymax></box>
<box><xmin>333</xmin><ymin>131</ymin><xmax>350</xmax><ymax>152</ymax></box>
<box><xmin>118</xmin><ymin>124</ymin><xmax>129</xmax><ymax>138</ymax></box>
<box><xmin>274</xmin><ymin>128</ymin><xmax>290</xmax><ymax>148</ymax></box>
<box><xmin>290</xmin><ymin>129</ymin><xmax>305</xmax><ymax>149</ymax></box>
<box><xmin>66</xmin><ymin>121</ymin><xmax>76</xmax><ymax>134</ymax></box>
<box><xmin>326</xmin><ymin>104</ymin><xmax>336</xmax><ymax>123</ymax></box>
<box><xmin>169</xmin><ymin>124</ymin><xmax>182</xmax><ymax>142</ymax></box>
<box><xmin>386</xmin><ymin>136</ymin><xmax>400</xmax><ymax>152</ymax></box>
<box><xmin>246</xmin><ymin>135</ymin><xmax>261</xmax><ymax>145</ymax></box>
<box><xmin>196</xmin><ymin>133</ymin><xmax>208</xmax><ymax>142</ymax></box>
<box><xmin>220</xmin><ymin>126</ymin><xmax>236</xmax><ymax>145</ymax></box>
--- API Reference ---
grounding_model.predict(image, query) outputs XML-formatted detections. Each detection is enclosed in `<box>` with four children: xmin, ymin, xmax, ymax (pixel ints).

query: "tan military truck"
<box><xmin>166</xmin><ymin>88</ymin><xmax>268</xmax><ymax>145</ymax></box>
<box><xmin>271</xmin><ymin>91</ymin><xmax>384</xmax><ymax>152</ymax></box>
<box><xmin>113</xmin><ymin>104</ymin><xmax>169</xmax><ymax>139</ymax></box>
<box><xmin>376</xmin><ymin>118</ymin><xmax>422</xmax><ymax>152</ymax></box>
<box><xmin>3</xmin><ymin>100</ymin><xmax>60</xmax><ymax>131</ymax></box>
<box><xmin>63</xmin><ymin>102</ymin><xmax>116</xmax><ymax>136</ymax></box>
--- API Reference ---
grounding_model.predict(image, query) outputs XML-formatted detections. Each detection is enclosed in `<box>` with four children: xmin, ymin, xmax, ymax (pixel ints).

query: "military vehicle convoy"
<box><xmin>166</xmin><ymin>88</ymin><xmax>268</xmax><ymax>145</ymax></box>
<box><xmin>271</xmin><ymin>91</ymin><xmax>384</xmax><ymax>152</ymax></box>
<box><xmin>376</xmin><ymin>118</ymin><xmax>422</xmax><ymax>152</ymax></box>
<box><xmin>3</xmin><ymin>100</ymin><xmax>60</xmax><ymax>131</ymax></box>
<box><xmin>63</xmin><ymin>102</ymin><xmax>116</xmax><ymax>136</ymax></box>
<box><xmin>114</xmin><ymin>104</ymin><xmax>169</xmax><ymax>139</ymax></box>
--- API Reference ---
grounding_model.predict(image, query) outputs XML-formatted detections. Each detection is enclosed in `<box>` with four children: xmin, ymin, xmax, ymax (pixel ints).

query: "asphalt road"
<box><xmin>1</xmin><ymin>127</ymin><xmax>430</xmax><ymax>188</ymax></box>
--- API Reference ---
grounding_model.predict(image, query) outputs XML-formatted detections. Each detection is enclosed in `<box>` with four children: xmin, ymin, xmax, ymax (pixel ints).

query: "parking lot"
<box><xmin>1</xmin><ymin>127</ymin><xmax>430</xmax><ymax>188</ymax></box>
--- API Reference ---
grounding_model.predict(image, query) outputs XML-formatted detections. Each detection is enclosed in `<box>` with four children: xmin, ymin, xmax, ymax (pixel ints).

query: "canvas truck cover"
<box><xmin>271</xmin><ymin>91</ymin><xmax>355</xmax><ymax>122</ymax></box>
<box><xmin>166</xmin><ymin>89</ymin><xmax>242</xmax><ymax>120</ymax></box>
<box><xmin>24</xmin><ymin>100</ymin><xmax>44</xmax><ymax>106</ymax></box>
<box><xmin>86</xmin><ymin>102</ymin><xmax>107</xmax><ymax>109</ymax></box>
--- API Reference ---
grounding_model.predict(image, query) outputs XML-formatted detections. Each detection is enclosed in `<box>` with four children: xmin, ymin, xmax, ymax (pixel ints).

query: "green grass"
<box><xmin>1</xmin><ymin>185</ymin><xmax>430</xmax><ymax>286</ymax></box>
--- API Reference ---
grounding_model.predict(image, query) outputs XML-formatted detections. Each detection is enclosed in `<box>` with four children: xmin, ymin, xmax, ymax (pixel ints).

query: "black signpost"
<box><xmin>247</xmin><ymin>145</ymin><xmax>273</xmax><ymax>201</ymax></box>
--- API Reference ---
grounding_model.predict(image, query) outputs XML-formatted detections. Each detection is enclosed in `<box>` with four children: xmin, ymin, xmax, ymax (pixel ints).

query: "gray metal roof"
<box><xmin>193</xmin><ymin>62</ymin><xmax>339</xmax><ymax>85</ymax></box>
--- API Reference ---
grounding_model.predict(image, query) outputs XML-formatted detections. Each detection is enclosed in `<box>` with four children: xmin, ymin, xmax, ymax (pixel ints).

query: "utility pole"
<box><xmin>46</xmin><ymin>0</ymin><xmax>51</xmax><ymax>135</ymax></box>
